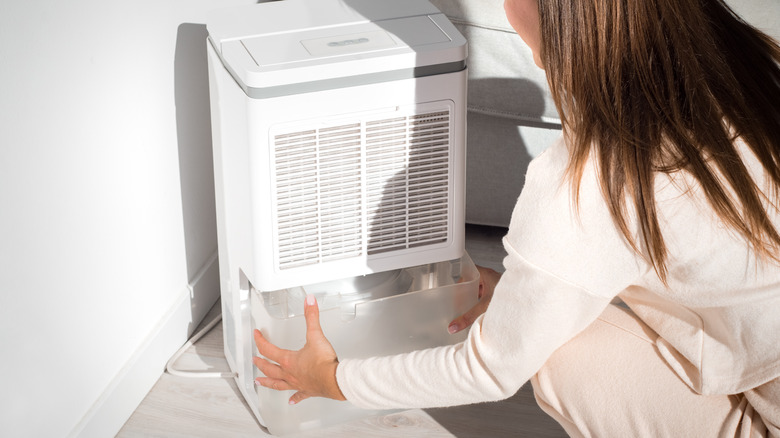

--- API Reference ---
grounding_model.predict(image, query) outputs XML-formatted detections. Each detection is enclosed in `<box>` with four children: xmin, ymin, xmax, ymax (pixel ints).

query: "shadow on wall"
<box><xmin>173</xmin><ymin>25</ymin><xmax>266</xmax><ymax>429</ymax></box>
<box><xmin>174</xmin><ymin>23</ymin><xmax>220</xmax><ymax>336</ymax></box>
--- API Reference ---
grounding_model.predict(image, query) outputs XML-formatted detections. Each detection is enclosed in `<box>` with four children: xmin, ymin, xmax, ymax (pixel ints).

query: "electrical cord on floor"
<box><xmin>165</xmin><ymin>312</ymin><xmax>238</xmax><ymax>379</ymax></box>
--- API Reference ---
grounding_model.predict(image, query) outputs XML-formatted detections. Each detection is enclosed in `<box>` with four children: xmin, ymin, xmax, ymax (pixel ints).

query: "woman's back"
<box><xmin>626</xmin><ymin>139</ymin><xmax>780</xmax><ymax>395</ymax></box>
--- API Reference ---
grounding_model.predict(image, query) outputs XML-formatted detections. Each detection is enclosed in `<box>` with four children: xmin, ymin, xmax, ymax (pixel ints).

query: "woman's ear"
<box><xmin>504</xmin><ymin>0</ymin><xmax>544</xmax><ymax>68</ymax></box>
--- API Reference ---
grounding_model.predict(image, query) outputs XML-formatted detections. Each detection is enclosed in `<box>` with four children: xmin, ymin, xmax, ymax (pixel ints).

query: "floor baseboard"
<box><xmin>68</xmin><ymin>254</ymin><xmax>220</xmax><ymax>438</ymax></box>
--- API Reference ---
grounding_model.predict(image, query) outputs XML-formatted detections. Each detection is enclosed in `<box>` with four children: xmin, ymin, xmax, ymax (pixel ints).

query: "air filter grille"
<box><xmin>272</xmin><ymin>106</ymin><xmax>451</xmax><ymax>270</ymax></box>
<box><xmin>366</xmin><ymin>111</ymin><xmax>450</xmax><ymax>255</ymax></box>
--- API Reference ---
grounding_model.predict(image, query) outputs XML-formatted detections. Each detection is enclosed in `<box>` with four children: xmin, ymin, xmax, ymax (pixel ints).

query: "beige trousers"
<box><xmin>531</xmin><ymin>305</ymin><xmax>779</xmax><ymax>438</ymax></box>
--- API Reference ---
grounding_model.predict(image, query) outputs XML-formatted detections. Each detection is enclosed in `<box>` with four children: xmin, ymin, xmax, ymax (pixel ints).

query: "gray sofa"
<box><xmin>429</xmin><ymin>0</ymin><xmax>562</xmax><ymax>227</ymax></box>
<box><xmin>431</xmin><ymin>0</ymin><xmax>780</xmax><ymax>227</ymax></box>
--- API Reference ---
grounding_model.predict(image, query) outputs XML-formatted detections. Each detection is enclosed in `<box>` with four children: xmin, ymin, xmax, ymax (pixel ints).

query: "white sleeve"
<box><xmin>335</xmin><ymin>137</ymin><xmax>642</xmax><ymax>409</ymax></box>
<box><xmin>336</xmin><ymin>242</ymin><xmax>614</xmax><ymax>409</ymax></box>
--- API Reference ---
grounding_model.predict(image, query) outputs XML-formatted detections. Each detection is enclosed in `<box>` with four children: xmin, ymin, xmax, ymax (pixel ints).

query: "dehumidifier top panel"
<box><xmin>207</xmin><ymin>0</ymin><xmax>442</xmax><ymax>43</ymax></box>
<box><xmin>206</xmin><ymin>0</ymin><xmax>467</xmax><ymax>94</ymax></box>
<box><xmin>240</xmin><ymin>15</ymin><xmax>451</xmax><ymax>68</ymax></box>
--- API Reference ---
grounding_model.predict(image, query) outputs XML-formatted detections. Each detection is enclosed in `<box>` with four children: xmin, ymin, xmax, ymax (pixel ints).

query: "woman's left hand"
<box><xmin>447</xmin><ymin>265</ymin><xmax>502</xmax><ymax>334</ymax></box>
<box><xmin>253</xmin><ymin>294</ymin><xmax>346</xmax><ymax>405</ymax></box>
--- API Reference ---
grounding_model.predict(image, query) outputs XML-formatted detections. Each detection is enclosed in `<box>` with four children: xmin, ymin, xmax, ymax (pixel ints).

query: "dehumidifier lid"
<box><xmin>206</xmin><ymin>0</ymin><xmax>467</xmax><ymax>98</ymax></box>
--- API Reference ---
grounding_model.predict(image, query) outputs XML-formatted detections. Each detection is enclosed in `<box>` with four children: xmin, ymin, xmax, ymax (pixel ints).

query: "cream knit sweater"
<box><xmin>336</xmin><ymin>136</ymin><xmax>780</xmax><ymax>409</ymax></box>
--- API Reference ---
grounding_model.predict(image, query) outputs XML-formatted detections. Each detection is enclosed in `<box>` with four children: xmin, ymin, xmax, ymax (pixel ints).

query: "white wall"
<box><xmin>0</xmin><ymin>0</ymin><xmax>254</xmax><ymax>436</ymax></box>
<box><xmin>0</xmin><ymin>0</ymin><xmax>777</xmax><ymax>437</ymax></box>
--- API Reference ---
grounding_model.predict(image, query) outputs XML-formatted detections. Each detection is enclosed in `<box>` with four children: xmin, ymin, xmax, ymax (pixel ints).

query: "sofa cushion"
<box><xmin>429</xmin><ymin>0</ymin><xmax>560</xmax><ymax>125</ymax></box>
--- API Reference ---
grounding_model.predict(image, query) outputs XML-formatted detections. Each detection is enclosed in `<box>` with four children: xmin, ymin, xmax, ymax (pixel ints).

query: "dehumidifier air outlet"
<box><xmin>272</xmin><ymin>105</ymin><xmax>452</xmax><ymax>270</ymax></box>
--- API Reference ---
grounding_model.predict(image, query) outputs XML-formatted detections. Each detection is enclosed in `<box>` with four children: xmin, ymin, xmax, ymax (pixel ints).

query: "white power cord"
<box><xmin>165</xmin><ymin>312</ymin><xmax>238</xmax><ymax>379</ymax></box>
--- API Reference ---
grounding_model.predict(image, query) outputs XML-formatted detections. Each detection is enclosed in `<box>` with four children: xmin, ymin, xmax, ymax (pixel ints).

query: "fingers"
<box><xmin>448</xmin><ymin>299</ymin><xmax>489</xmax><ymax>334</ymax></box>
<box><xmin>255</xmin><ymin>376</ymin><xmax>295</xmax><ymax>392</ymax></box>
<box><xmin>255</xmin><ymin>377</ymin><xmax>314</xmax><ymax>407</ymax></box>
<box><xmin>253</xmin><ymin>355</ymin><xmax>285</xmax><ymax>380</ymax></box>
<box><xmin>254</xmin><ymin>329</ymin><xmax>286</xmax><ymax>362</ymax></box>
<box><xmin>289</xmin><ymin>391</ymin><xmax>311</xmax><ymax>405</ymax></box>
<box><xmin>447</xmin><ymin>318</ymin><xmax>465</xmax><ymax>334</ymax></box>
<box><xmin>475</xmin><ymin>266</ymin><xmax>491</xmax><ymax>298</ymax></box>
<box><xmin>475</xmin><ymin>265</ymin><xmax>502</xmax><ymax>301</ymax></box>
<box><xmin>303</xmin><ymin>294</ymin><xmax>323</xmax><ymax>343</ymax></box>
<box><xmin>253</xmin><ymin>355</ymin><xmax>297</xmax><ymax>393</ymax></box>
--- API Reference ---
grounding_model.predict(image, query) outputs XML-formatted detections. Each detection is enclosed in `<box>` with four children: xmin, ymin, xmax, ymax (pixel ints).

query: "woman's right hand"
<box><xmin>448</xmin><ymin>265</ymin><xmax>503</xmax><ymax>334</ymax></box>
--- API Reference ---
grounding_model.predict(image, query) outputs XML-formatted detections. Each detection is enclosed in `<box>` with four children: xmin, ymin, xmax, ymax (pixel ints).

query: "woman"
<box><xmin>253</xmin><ymin>0</ymin><xmax>780</xmax><ymax>435</ymax></box>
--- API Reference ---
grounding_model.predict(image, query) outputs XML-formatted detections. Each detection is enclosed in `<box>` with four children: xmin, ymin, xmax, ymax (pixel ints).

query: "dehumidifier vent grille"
<box><xmin>366</xmin><ymin>110</ymin><xmax>450</xmax><ymax>255</ymax></box>
<box><xmin>274</xmin><ymin>123</ymin><xmax>364</xmax><ymax>269</ymax></box>
<box><xmin>272</xmin><ymin>107</ymin><xmax>451</xmax><ymax>270</ymax></box>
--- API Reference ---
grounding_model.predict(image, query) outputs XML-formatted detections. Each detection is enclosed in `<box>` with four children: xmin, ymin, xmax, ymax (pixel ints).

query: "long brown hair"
<box><xmin>538</xmin><ymin>0</ymin><xmax>780</xmax><ymax>281</ymax></box>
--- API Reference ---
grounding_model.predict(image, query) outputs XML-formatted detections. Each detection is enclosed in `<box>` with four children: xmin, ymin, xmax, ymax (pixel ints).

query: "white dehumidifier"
<box><xmin>207</xmin><ymin>0</ymin><xmax>479</xmax><ymax>434</ymax></box>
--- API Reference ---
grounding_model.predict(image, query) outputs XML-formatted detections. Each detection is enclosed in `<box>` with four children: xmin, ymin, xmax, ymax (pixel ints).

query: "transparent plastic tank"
<box><xmin>250</xmin><ymin>253</ymin><xmax>480</xmax><ymax>435</ymax></box>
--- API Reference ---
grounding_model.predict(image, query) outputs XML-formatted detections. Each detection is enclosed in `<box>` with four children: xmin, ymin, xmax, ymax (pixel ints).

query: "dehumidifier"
<box><xmin>207</xmin><ymin>0</ymin><xmax>478</xmax><ymax>434</ymax></box>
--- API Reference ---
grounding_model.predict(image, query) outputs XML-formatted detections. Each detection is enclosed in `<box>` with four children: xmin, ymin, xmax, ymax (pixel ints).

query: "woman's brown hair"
<box><xmin>538</xmin><ymin>0</ymin><xmax>780</xmax><ymax>281</ymax></box>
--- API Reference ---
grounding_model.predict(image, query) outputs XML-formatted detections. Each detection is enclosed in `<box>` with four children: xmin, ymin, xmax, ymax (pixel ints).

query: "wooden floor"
<box><xmin>118</xmin><ymin>225</ymin><xmax>567</xmax><ymax>438</ymax></box>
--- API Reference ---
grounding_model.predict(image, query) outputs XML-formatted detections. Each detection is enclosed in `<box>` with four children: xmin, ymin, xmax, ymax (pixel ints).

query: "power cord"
<box><xmin>165</xmin><ymin>312</ymin><xmax>238</xmax><ymax>379</ymax></box>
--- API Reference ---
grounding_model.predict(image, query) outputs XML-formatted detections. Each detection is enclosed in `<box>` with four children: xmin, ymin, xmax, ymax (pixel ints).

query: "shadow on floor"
<box><xmin>425</xmin><ymin>384</ymin><xmax>567</xmax><ymax>438</ymax></box>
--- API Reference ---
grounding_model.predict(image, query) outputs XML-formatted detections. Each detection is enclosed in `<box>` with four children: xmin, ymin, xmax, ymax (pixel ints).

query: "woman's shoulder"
<box><xmin>506</xmin><ymin>135</ymin><xmax>643</xmax><ymax>296</ymax></box>
<box><xmin>525</xmin><ymin>135</ymin><xmax>570</xmax><ymax>179</ymax></box>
